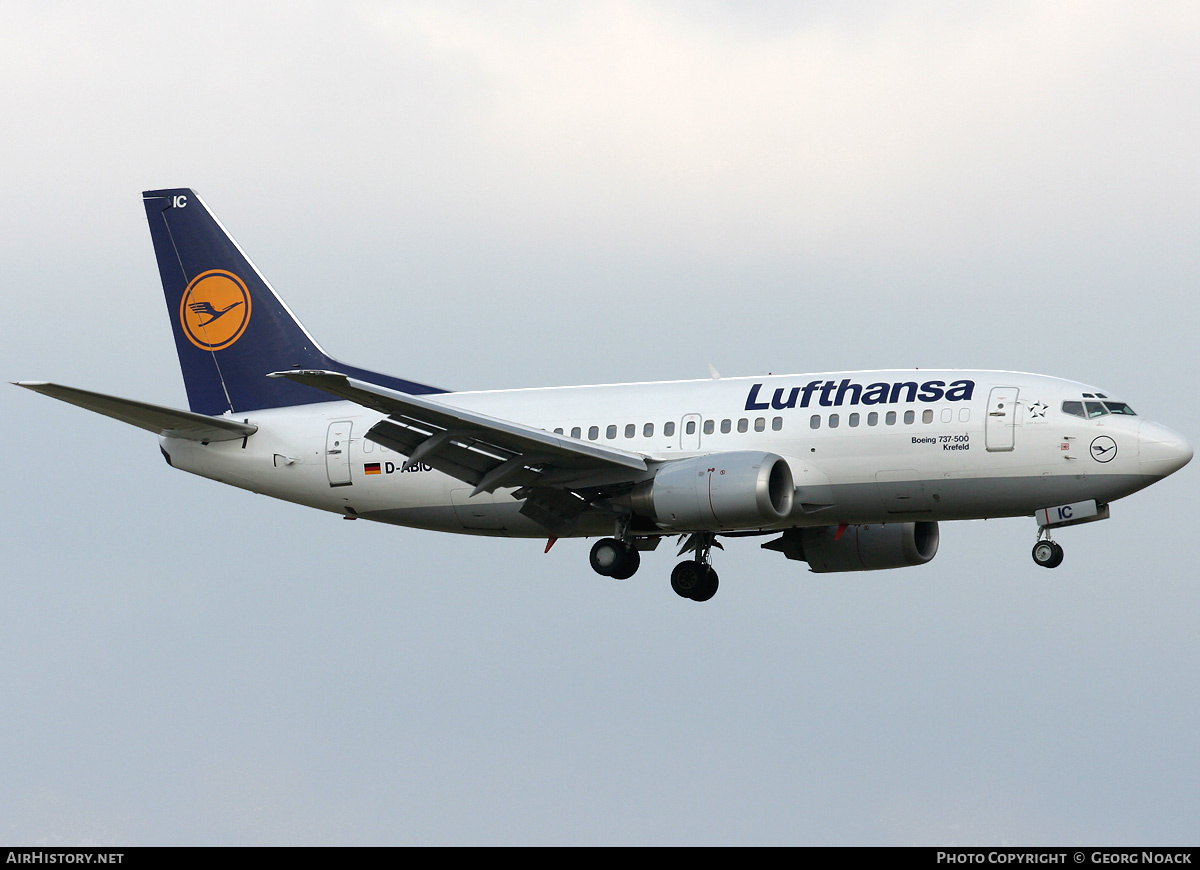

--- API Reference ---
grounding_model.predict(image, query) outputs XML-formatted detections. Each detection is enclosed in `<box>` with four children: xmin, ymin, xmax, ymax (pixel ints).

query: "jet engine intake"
<box><xmin>629</xmin><ymin>452</ymin><xmax>794</xmax><ymax>531</ymax></box>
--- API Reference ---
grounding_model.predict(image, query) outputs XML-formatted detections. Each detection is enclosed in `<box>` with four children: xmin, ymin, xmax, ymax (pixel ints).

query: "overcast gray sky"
<box><xmin>2</xmin><ymin>0</ymin><xmax>1198</xmax><ymax>845</ymax></box>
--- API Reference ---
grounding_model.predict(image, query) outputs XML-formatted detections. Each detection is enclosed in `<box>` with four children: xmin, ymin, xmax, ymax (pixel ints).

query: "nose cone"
<box><xmin>1138</xmin><ymin>421</ymin><xmax>1193</xmax><ymax>478</ymax></box>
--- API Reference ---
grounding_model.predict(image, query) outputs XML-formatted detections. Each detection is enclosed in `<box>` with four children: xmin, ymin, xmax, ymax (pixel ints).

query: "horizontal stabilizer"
<box><xmin>14</xmin><ymin>382</ymin><xmax>257</xmax><ymax>442</ymax></box>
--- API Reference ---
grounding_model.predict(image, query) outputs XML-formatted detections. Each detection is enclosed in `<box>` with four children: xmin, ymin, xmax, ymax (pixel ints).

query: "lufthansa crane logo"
<box><xmin>179</xmin><ymin>270</ymin><xmax>252</xmax><ymax>351</ymax></box>
<box><xmin>1090</xmin><ymin>435</ymin><xmax>1118</xmax><ymax>463</ymax></box>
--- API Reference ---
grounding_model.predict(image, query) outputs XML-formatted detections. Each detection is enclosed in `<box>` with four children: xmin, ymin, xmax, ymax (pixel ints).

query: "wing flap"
<box><xmin>269</xmin><ymin>370</ymin><xmax>649</xmax><ymax>491</ymax></box>
<box><xmin>14</xmin><ymin>382</ymin><xmax>257</xmax><ymax>442</ymax></box>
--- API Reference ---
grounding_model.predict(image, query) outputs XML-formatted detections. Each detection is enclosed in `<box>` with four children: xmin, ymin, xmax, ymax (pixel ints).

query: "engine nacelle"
<box><xmin>630</xmin><ymin>452</ymin><xmax>794</xmax><ymax>531</ymax></box>
<box><xmin>765</xmin><ymin>522</ymin><xmax>940</xmax><ymax>572</ymax></box>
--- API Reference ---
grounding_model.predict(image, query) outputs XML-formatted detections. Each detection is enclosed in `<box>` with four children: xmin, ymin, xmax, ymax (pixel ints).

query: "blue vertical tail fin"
<box><xmin>143</xmin><ymin>188</ymin><xmax>443</xmax><ymax>415</ymax></box>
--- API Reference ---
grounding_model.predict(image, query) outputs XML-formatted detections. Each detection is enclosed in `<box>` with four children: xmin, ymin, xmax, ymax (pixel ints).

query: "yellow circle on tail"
<box><xmin>179</xmin><ymin>270</ymin><xmax>252</xmax><ymax>351</ymax></box>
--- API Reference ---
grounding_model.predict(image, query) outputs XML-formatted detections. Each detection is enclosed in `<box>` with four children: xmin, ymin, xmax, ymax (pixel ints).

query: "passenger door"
<box><xmin>325</xmin><ymin>420</ymin><xmax>353</xmax><ymax>486</ymax></box>
<box><xmin>985</xmin><ymin>387</ymin><xmax>1019</xmax><ymax>452</ymax></box>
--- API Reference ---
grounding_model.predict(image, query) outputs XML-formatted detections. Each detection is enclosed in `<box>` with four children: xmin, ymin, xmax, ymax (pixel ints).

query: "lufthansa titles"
<box><xmin>745</xmin><ymin>378</ymin><xmax>976</xmax><ymax>412</ymax></box>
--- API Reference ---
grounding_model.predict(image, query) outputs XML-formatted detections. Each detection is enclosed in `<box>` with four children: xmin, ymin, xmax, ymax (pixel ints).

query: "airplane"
<box><xmin>15</xmin><ymin>188</ymin><xmax>1193</xmax><ymax>602</ymax></box>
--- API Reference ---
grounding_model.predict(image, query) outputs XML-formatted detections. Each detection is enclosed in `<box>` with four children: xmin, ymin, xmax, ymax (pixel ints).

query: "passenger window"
<box><xmin>588</xmin><ymin>426</ymin><xmax>599</xmax><ymax>440</ymax></box>
<box><xmin>643</xmin><ymin>422</ymin><xmax>654</xmax><ymax>437</ymax></box>
<box><xmin>571</xmin><ymin>426</ymin><xmax>582</xmax><ymax>439</ymax></box>
<box><xmin>1061</xmin><ymin>401</ymin><xmax>1085</xmax><ymax>418</ymax></box>
<box><xmin>810</xmin><ymin>415</ymin><xmax>821</xmax><ymax>430</ymax></box>
<box><xmin>703</xmin><ymin>419</ymin><xmax>714</xmax><ymax>435</ymax></box>
<box><xmin>624</xmin><ymin>423</ymin><xmax>635</xmax><ymax>438</ymax></box>
<box><xmin>754</xmin><ymin>417</ymin><xmax>766</xmax><ymax>432</ymax></box>
<box><xmin>922</xmin><ymin>409</ymin><xmax>933</xmax><ymax>423</ymax></box>
<box><xmin>772</xmin><ymin>416</ymin><xmax>783</xmax><ymax>431</ymax></box>
<box><xmin>720</xmin><ymin>419</ymin><xmax>731</xmax><ymax>434</ymax></box>
<box><xmin>554</xmin><ymin>427</ymin><xmax>564</xmax><ymax>435</ymax></box>
<box><xmin>958</xmin><ymin>408</ymin><xmax>970</xmax><ymax>423</ymax></box>
<box><xmin>849</xmin><ymin>413</ymin><xmax>860</xmax><ymax>427</ymax></box>
<box><xmin>685</xmin><ymin>420</ymin><xmax>696</xmax><ymax>435</ymax></box>
<box><xmin>903</xmin><ymin>410</ymin><xmax>915</xmax><ymax>425</ymax></box>
<box><xmin>606</xmin><ymin>425</ymin><xmax>617</xmax><ymax>439</ymax></box>
<box><xmin>886</xmin><ymin>411</ymin><xmax>897</xmax><ymax>425</ymax></box>
<box><xmin>829</xmin><ymin>414</ymin><xmax>839</xmax><ymax>429</ymax></box>
<box><xmin>868</xmin><ymin>412</ymin><xmax>879</xmax><ymax>426</ymax></box>
<box><xmin>665</xmin><ymin>421</ymin><xmax>676</xmax><ymax>437</ymax></box>
<box><xmin>737</xmin><ymin>418</ymin><xmax>748</xmax><ymax>433</ymax></box>
<box><xmin>1085</xmin><ymin>402</ymin><xmax>1108</xmax><ymax>419</ymax></box>
<box><xmin>941</xmin><ymin>408</ymin><xmax>953</xmax><ymax>423</ymax></box>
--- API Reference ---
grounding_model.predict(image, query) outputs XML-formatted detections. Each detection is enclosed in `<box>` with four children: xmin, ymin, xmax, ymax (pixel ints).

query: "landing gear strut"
<box><xmin>1032</xmin><ymin>530</ymin><xmax>1065</xmax><ymax>569</ymax></box>
<box><xmin>672</xmin><ymin>533</ymin><xmax>719</xmax><ymax>601</ymax></box>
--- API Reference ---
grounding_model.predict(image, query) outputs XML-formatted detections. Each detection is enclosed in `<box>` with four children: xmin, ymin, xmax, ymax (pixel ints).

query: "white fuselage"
<box><xmin>159</xmin><ymin>369</ymin><xmax>1190</xmax><ymax>538</ymax></box>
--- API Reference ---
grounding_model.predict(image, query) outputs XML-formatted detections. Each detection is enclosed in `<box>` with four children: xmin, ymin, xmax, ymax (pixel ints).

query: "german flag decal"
<box><xmin>364</xmin><ymin>463</ymin><xmax>382</xmax><ymax>475</ymax></box>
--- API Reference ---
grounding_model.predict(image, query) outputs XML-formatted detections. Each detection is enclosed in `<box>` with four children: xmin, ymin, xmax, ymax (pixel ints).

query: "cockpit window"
<box><xmin>1064</xmin><ymin>398</ymin><xmax>1135</xmax><ymax>419</ymax></box>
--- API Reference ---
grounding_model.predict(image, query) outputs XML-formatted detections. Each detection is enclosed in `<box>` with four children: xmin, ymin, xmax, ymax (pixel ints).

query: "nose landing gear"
<box><xmin>1032</xmin><ymin>533</ymin><xmax>1065</xmax><ymax>569</ymax></box>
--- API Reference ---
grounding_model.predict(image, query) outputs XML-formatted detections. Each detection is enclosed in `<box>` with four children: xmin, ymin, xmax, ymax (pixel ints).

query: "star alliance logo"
<box><xmin>1028</xmin><ymin>401</ymin><xmax>1048</xmax><ymax>419</ymax></box>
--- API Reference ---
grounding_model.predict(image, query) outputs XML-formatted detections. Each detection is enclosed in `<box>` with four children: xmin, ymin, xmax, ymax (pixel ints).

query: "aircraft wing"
<box><xmin>14</xmin><ymin>382</ymin><xmax>258</xmax><ymax>442</ymax></box>
<box><xmin>269</xmin><ymin>371</ymin><xmax>649</xmax><ymax>530</ymax></box>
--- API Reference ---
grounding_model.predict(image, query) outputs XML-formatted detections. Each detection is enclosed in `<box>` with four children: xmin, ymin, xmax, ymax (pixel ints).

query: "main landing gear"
<box><xmin>588</xmin><ymin>514</ymin><xmax>642</xmax><ymax>580</ymax></box>
<box><xmin>1032</xmin><ymin>531</ymin><xmax>1065</xmax><ymax>569</ymax></box>
<box><xmin>670</xmin><ymin>532</ymin><xmax>719</xmax><ymax>602</ymax></box>
<box><xmin>670</xmin><ymin>560</ymin><xmax>718</xmax><ymax>602</ymax></box>
<box><xmin>589</xmin><ymin>537</ymin><xmax>641</xmax><ymax>580</ymax></box>
<box><xmin>586</xmin><ymin>524</ymin><xmax>720</xmax><ymax>601</ymax></box>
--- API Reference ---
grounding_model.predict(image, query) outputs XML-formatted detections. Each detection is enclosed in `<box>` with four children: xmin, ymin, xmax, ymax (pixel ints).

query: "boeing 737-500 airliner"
<box><xmin>15</xmin><ymin>189</ymin><xmax>1193</xmax><ymax>601</ymax></box>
